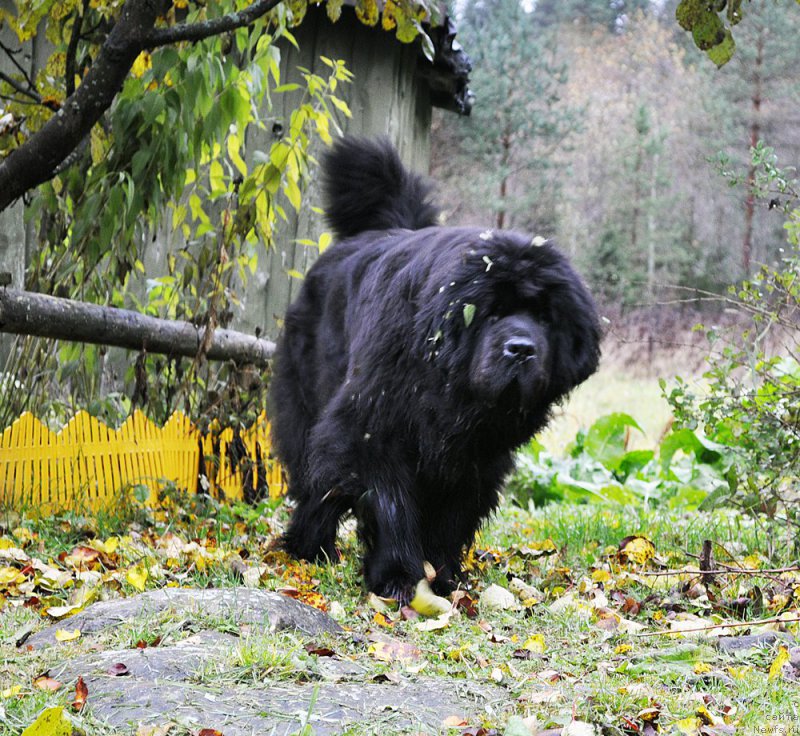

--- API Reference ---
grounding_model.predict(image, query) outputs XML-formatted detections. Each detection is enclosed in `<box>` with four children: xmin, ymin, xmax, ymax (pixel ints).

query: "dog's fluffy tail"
<box><xmin>321</xmin><ymin>136</ymin><xmax>440</xmax><ymax>239</ymax></box>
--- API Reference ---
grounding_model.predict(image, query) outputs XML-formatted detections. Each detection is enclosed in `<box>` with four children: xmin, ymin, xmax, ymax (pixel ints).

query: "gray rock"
<box><xmin>78</xmin><ymin>674</ymin><xmax>501</xmax><ymax>735</ymax></box>
<box><xmin>715</xmin><ymin>632</ymin><xmax>796</xmax><ymax>653</ymax></box>
<box><xmin>22</xmin><ymin>587</ymin><xmax>505</xmax><ymax>733</ymax></box>
<box><xmin>24</xmin><ymin>587</ymin><xmax>341</xmax><ymax>649</ymax></box>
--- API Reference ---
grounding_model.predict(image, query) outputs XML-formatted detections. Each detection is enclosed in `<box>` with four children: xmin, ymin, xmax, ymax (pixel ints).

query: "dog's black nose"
<box><xmin>503</xmin><ymin>337</ymin><xmax>536</xmax><ymax>360</ymax></box>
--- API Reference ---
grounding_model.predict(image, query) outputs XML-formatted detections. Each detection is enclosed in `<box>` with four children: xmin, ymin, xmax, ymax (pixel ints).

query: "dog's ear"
<box><xmin>545</xmin><ymin>275</ymin><xmax>602</xmax><ymax>396</ymax></box>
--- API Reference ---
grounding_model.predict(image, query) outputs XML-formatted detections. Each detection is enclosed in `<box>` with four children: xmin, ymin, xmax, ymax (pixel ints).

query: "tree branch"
<box><xmin>65</xmin><ymin>0</ymin><xmax>91</xmax><ymax>97</ymax></box>
<box><xmin>0</xmin><ymin>0</ymin><xmax>161</xmax><ymax>212</ymax></box>
<box><xmin>0</xmin><ymin>288</ymin><xmax>276</xmax><ymax>365</ymax></box>
<box><xmin>142</xmin><ymin>0</ymin><xmax>282</xmax><ymax>48</ymax></box>
<box><xmin>0</xmin><ymin>0</ymin><xmax>284</xmax><ymax>212</ymax></box>
<box><xmin>0</xmin><ymin>70</ymin><xmax>42</xmax><ymax>104</ymax></box>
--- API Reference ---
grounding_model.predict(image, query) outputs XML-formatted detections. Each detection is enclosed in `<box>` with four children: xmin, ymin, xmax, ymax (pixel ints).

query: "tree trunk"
<box><xmin>743</xmin><ymin>28</ymin><xmax>764</xmax><ymax>276</ymax></box>
<box><xmin>646</xmin><ymin>151</ymin><xmax>660</xmax><ymax>300</ymax></box>
<box><xmin>496</xmin><ymin>130</ymin><xmax>511</xmax><ymax>230</ymax></box>
<box><xmin>0</xmin><ymin>288</ymin><xmax>275</xmax><ymax>366</ymax></box>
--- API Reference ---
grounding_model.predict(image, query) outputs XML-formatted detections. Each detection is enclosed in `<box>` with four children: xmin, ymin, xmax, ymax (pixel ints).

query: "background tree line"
<box><xmin>431</xmin><ymin>0</ymin><xmax>800</xmax><ymax>307</ymax></box>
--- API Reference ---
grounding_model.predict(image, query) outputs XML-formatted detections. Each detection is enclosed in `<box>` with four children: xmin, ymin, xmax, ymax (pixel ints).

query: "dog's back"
<box><xmin>321</xmin><ymin>137</ymin><xmax>440</xmax><ymax>239</ymax></box>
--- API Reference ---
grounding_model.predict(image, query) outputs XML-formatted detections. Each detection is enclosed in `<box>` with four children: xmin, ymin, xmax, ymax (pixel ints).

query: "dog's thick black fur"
<box><xmin>270</xmin><ymin>137</ymin><xmax>601</xmax><ymax>602</ymax></box>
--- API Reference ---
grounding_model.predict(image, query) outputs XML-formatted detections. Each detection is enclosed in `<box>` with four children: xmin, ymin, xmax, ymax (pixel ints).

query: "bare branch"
<box><xmin>142</xmin><ymin>0</ymin><xmax>282</xmax><ymax>49</ymax></box>
<box><xmin>0</xmin><ymin>70</ymin><xmax>42</xmax><ymax>104</ymax></box>
<box><xmin>0</xmin><ymin>288</ymin><xmax>276</xmax><ymax>365</ymax></box>
<box><xmin>0</xmin><ymin>38</ymin><xmax>36</xmax><ymax>87</ymax></box>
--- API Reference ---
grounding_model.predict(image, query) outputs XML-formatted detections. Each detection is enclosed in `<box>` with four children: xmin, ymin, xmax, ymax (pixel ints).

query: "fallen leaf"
<box><xmin>126</xmin><ymin>561</ymin><xmax>149</xmax><ymax>592</ymax></box>
<box><xmin>304</xmin><ymin>645</ymin><xmax>336</xmax><ymax>657</ymax></box>
<box><xmin>106</xmin><ymin>663</ymin><xmax>130</xmax><ymax>676</ymax></box>
<box><xmin>481</xmin><ymin>583</ymin><xmax>520</xmax><ymax>611</ymax></box>
<box><xmin>368</xmin><ymin>592</ymin><xmax>398</xmax><ymax>612</ymax></box>
<box><xmin>33</xmin><ymin>675</ymin><xmax>63</xmax><ymax>691</ymax></box>
<box><xmin>367</xmin><ymin>635</ymin><xmax>421</xmax><ymax>663</ymax></box>
<box><xmin>618</xmin><ymin>536</ymin><xmax>656</xmax><ymax>565</ymax></box>
<box><xmin>452</xmin><ymin>590</ymin><xmax>478</xmax><ymax>618</ymax></box>
<box><xmin>769</xmin><ymin>645</ymin><xmax>790</xmax><ymax>680</ymax></box>
<box><xmin>562</xmin><ymin>720</ymin><xmax>598</xmax><ymax>736</ymax></box>
<box><xmin>198</xmin><ymin>730</ymin><xmax>223</xmax><ymax>736</ymax></box>
<box><xmin>135</xmin><ymin>636</ymin><xmax>162</xmax><ymax>649</ymax></box>
<box><xmin>372</xmin><ymin>611</ymin><xmax>395</xmax><ymax>627</ymax></box>
<box><xmin>516</xmin><ymin>539</ymin><xmax>558</xmax><ymax>557</ymax></box>
<box><xmin>415</xmin><ymin>611</ymin><xmax>452</xmax><ymax>631</ymax></box>
<box><xmin>399</xmin><ymin>606</ymin><xmax>419</xmax><ymax>621</ymax></box>
<box><xmin>136</xmin><ymin>725</ymin><xmax>174</xmax><ymax>736</ymax></box>
<box><xmin>409</xmin><ymin>578</ymin><xmax>451</xmax><ymax>617</ymax></box>
<box><xmin>20</xmin><ymin>706</ymin><xmax>73</xmax><ymax>736</ymax></box>
<box><xmin>55</xmin><ymin>628</ymin><xmax>81</xmax><ymax>642</ymax></box>
<box><xmin>72</xmin><ymin>676</ymin><xmax>88</xmax><ymax>712</ymax></box>
<box><xmin>522</xmin><ymin>634</ymin><xmax>546</xmax><ymax>654</ymax></box>
<box><xmin>441</xmin><ymin>715</ymin><xmax>469</xmax><ymax>728</ymax></box>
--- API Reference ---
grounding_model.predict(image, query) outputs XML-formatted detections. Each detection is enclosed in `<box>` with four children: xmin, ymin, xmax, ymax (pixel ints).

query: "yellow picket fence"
<box><xmin>0</xmin><ymin>410</ymin><xmax>284</xmax><ymax>513</ymax></box>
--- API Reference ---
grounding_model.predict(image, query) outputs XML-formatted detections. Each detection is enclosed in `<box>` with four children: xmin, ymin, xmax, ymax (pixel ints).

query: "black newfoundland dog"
<box><xmin>270</xmin><ymin>137</ymin><xmax>601</xmax><ymax>603</ymax></box>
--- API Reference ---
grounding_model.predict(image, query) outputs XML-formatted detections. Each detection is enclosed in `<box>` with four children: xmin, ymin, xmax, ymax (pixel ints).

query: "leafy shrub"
<box><xmin>506</xmin><ymin>412</ymin><xmax>734</xmax><ymax>510</ymax></box>
<box><xmin>663</xmin><ymin>144</ymin><xmax>799</xmax><ymax>521</ymax></box>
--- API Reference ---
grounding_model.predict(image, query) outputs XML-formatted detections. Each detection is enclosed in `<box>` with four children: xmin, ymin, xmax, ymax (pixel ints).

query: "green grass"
<box><xmin>538</xmin><ymin>367</ymin><xmax>674</xmax><ymax>453</ymax></box>
<box><xmin>3</xmin><ymin>498</ymin><xmax>797</xmax><ymax>735</ymax></box>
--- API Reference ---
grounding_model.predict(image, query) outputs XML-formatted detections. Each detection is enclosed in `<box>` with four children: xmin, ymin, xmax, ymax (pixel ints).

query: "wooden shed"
<box><xmin>239</xmin><ymin>4</ymin><xmax>473</xmax><ymax>338</ymax></box>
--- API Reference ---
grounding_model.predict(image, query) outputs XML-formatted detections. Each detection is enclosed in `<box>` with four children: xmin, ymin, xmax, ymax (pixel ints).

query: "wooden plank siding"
<box><xmin>247</xmin><ymin>5</ymin><xmax>433</xmax><ymax>339</ymax></box>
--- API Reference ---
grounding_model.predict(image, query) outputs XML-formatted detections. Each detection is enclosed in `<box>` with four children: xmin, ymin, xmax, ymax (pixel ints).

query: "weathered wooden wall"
<box><xmin>240</xmin><ymin>6</ymin><xmax>432</xmax><ymax>339</ymax></box>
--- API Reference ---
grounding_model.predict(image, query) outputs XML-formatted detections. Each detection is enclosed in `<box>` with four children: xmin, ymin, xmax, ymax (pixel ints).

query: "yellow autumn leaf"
<box><xmin>126</xmin><ymin>562</ymin><xmax>149</xmax><ymax>592</ymax></box>
<box><xmin>131</xmin><ymin>52</ymin><xmax>152</xmax><ymax>79</ymax></box>
<box><xmin>769</xmin><ymin>645</ymin><xmax>790</xmax><ymax>680</ymax></box>
<box><xmin>326</xmin><ymin>0</ymin><xmax>343</xmax><ymax>22</ymax></box>
<box><xmin>382</xmin><ymin>0</ymin><xmax>397</xmax><ymax>30</ymax></box>
<box><xmin>693</xmin><ymin>662</ymin><xmax>713</xmax><ymax>674</ymax></box>
<box><xmin>523</xmin><ymin>634</ymin><xmax>546</xmax><ymax>654</ymax></box>
<box><xmin>1</xmin><ymin>685</ymin><xmax>22</xmax><ymax>698</ymax></box>
<box><xmin>12</xmin><ymin>527</ymin><xmax>35</xmax><ymax>545</ymax></box>
<box><xmin>90</xmin><ymin>537</ymin><xmax>119</xmax><ymax>555</ymax></box>
<box><xmin>619</xmin><ymin>536</ymin><xmax>656</xmax><ymax>565</ymax></box>
<box><xmin>0</xmin><ymin>567</ymin><xmax>23</xmax><ymax>586</ymax></box>
<box><xmin>20</xmin><ymin>706</ymin><xmax>73</xmax><ymax>736</ymax></box>
<box><xmin>227</xmin><ymin>132</ymin><xmax>248</xmax><ymax>178</ymax></box>
<box><xmin>355</xmin><ymin>0</ymin><xmax>378</xmax><ymax>26</ymax></box>
<box><xmin>409</xmin><ymin>578</ymin><xmax>451</xmax><ymax>617</ymax></box>
<box><xmin>673</xmin><ymin>716</ymin><xmax>701</xmax><ymax>735</ymax></box>
<box><xmin>55</xmin><ymin>628</ymin><xmax>81</xmax><ymax>642</ymax></box>
<box><xmin>591</xmin><ymin>569</ymin><xmax>612</xmax><ymax>583</ymax></box>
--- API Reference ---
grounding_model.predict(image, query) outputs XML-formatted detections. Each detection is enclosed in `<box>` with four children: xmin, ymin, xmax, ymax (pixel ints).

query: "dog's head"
<box><xmin>416</xmin><ymin>230</ymin><xmax>601</xmax><ymax>411</ymax></box>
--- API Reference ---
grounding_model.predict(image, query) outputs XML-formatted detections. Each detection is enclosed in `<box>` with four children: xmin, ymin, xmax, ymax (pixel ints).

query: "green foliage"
<box><xmin>663</xmin><ymin>144</ymin><xmax>800</xmax><ymax>521</ymax></box>
<box><xmin>0</xmin><ymin>0</ymin><xmax>441</xmax><ymax>428</ymax></box>
<box><xmin>506</xmin><ymin>413</ymin><xmax>733</xmax><ymax>510</ymax></box>
<box><xmin>0</xmin><ymin>0</ymin><xmax>360</xmax><ymax>428</ymax></box>
<box><xmin>675</xmin><ymin>0</ymin><xmax>741</xmax><ymax>66</ymax></box>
